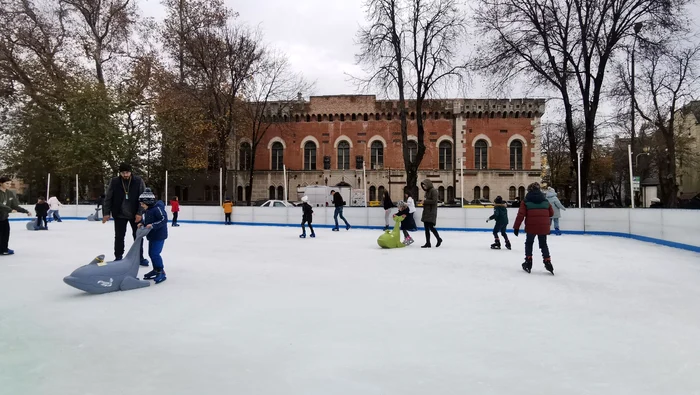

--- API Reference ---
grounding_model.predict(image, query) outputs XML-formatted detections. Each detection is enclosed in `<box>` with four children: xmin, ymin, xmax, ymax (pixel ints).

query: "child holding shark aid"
<box><xmin>138</xmin><ymin>188</ymin><xmax>168</xmax><ymax>284</ymax></box>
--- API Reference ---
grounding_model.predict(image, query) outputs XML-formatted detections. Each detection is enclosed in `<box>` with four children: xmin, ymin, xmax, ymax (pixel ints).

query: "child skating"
<box><xmin>299</xmin><ymin>196</ymin><xmax>315</xmax><ymax>238</ymax></box>
<box><xmin>138</xmin><ymin>188</ymin><xmax>168</xmax><ymax>284</ymax></box>
<box><xmin>486</xmin><ymin>196</ymin><xmax>510</xmax><ymax>250</ymax></box>
<box><xmin>393</xmin><ymin>200</ymin><xmax>416</xmax><ymax>245</ymax></box>
<box><xmin>222</xmin><ymin>197</ymin><xmax>233</xmax><ymax>225</ymax></box>
<box><xmin>35</xmin><ymin>197</ymin><xmax>50</xmax><ymax>230</ymax></box>
<box><xmin>513</xmin><ymin>182</ymin><xmax>554</xmax><ymax>274</ymax></box>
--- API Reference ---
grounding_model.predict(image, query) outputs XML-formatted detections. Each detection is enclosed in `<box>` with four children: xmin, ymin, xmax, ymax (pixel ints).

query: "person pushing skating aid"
<box><xmin>513</xmin><ymin>182</ymin><xmax>554</xmax><ymax>274</ymax></box>
<box><xmin>486</xmin><ymin>196</ymin><xmax>510</xmax><ymax>250</ymax></box>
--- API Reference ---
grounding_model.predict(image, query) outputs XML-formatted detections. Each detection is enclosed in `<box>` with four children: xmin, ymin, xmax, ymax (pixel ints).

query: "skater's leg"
<box><xmin>148</xmin><ymin>240</ymin><xmax>165</xmax><ymax>271</ymax></box>
<box><xmin>172</xmin><ymin>212</ymin><xmax>178</xmax><ymax>226</ymax></box>
<box><xmin>308</xmin><ymin>223</ymin><xmax>314</xmax><ymax>235</ymax></box>
<box><xmin>538</xmin><ymin>234</ymin><xmax>550</xmax><ymax>258</ymax></box>
<box><xmin>333</xmin><ymin>207</ymin><xmax>340</xmax><ymax>228</ymax></box>
<box><xmin>492</xmin><ymin>224</ymin><xmax>499</xmax><ymax>239</ymax></box>
<box><xmin>113</xmin><ymin>218</ymin><xmax>128</xmax><ymax>259</ymax></box>
<box><xmin>0</xmin><ymin>219</ymin><xmax>9</xmax><ymax>252</ymax></box>
<box><xmin>553</xmin><ymin>217</ymin><xmax>560</xmax><ymax>230</ymax></box>
<box><xmin>525</xmin><ymin>233</ymin><xmax>536</xmax><ymax>257</ymax></box>
<box><xmin>385</xmin><ymin>209</ymin><xmax>391</xmax><ymax>227</ymax></box>
<box><xmin>301</xmin><ymin>220</ymin><xmax>306</xmax><ymax>234</ymax></box>
<box><xmin>339</xmin><ymin>207</ymin><xmax>350</xmax><ymax>227</ymax></box>
<box><xmin>429</xmin><ymin>223</ymin><xmax>442</xmax><ymax>246</ymax></box>
<box><xmin>54</xmin><ymin>210</ymin><xmax>61</xmax><ymax>221</ymax></box>
<box><xmin>36</xmin><ymin>217</ymin><xmax>42</xmax><ymax>228</ymax></box>
<box><xmin>424</xmin><ymin>224</ymin><xmax>432</xmax><ymax>245</ymax></box>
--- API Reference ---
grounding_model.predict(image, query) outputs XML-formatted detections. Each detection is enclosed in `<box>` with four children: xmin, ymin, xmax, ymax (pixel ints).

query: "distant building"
<box><xmin>675</xmin><ymin>101</ymin><xmax>700</xmax><ymax>198</ymax></box>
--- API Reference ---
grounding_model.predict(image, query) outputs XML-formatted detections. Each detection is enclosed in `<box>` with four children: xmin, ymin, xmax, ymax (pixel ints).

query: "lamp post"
<box><xmin>628</xmin><ymin>144</ymin><xmax>635</xmax><ymax>208</ymax></box>
<box><xmin>577</xmin><ymin>150</ymin><xmax>582</xmax><ymax>208</ymax></box>
<box><xmin>630</xmin><ymin>22</ymin><xmax>643</xmax><ymax>208</ymax></box>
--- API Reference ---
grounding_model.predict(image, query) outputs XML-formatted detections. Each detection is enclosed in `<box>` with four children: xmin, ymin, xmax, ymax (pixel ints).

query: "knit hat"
<box><xmin>0</xmin><ymin>176</ymin><xmax>10</xmax><ymax>184</ymax></box>
<box><xmin>527</xmin><ymin>182</ymin><xmax>541</xmax><ymax>192</ymax></box>
<box><xmin>139</xmin><ymin>188</ymin><xmax>156</xmax><ymax>206</ymax></box>
<box><xmin>119</xmin><ymin>163</ymin><xmax>132</xmax><ymax>172</ymax></box>
<box><xmin>494</xmin><ymin>196</ymin><xmax>503</xmax><ymax>204</ymax></box>
<box><xmin>301</xmin><ymin>196</ymin><xmax>308</xmax><ymax>202</ymax></box>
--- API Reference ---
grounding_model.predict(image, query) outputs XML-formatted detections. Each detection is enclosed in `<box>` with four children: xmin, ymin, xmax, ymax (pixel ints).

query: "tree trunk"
<box><xmin>246</xmin><ymin>155</ymin><xmax>256</xmax><ymax>207</ymax></box>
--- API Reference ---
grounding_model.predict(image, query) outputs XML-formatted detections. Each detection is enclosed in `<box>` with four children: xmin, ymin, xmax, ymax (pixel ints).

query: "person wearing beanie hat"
<box><xmin>514</xmin><ymin>181</ymin><xmax>554</xmax><ymax>274</ymax></box>
<box><xmin>138</xmin><ymin>188</ymin><xmax>168</xmax><ymax>283</ymax></box>
<box><xmin>0</xmin><ymin>177</ymin><xmax>32</xmax><ymax>255</ymax></box>
<box><xmin>103</xmin><ymin>163</ymin><xmax>148</xmax><ymax>264</ymax></box>
<box><xmin>487</xmin><ymin>196</ymin><xmax>510</xmax><ymax>250</ymax></box>
<box><xmin>299</xmin><ymin>196</ymin><xmax>315</xmax><ymax>238</ymax></box>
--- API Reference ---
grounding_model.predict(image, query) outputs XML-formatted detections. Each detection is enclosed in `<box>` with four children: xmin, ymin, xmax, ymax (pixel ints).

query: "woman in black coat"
<box><xmin>382</xmin><ymin>192</ymin><xmax>394</xmax><ymax>230</ymax></box>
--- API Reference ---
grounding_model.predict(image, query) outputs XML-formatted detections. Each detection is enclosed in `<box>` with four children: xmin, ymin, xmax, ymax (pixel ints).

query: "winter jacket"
<box><xmin>396</xmin><ymin>207</ymin><xmax>417</xmax><ymax>231</ymax></box>
<box><xmin>35</xmin><ymin>202</ymin><xmax>50</xmax><ymax>217</ymax></box>
<box><xmin>420</xmin><ymin>179</ymin><xmax>439</xmax><ymax>224</ymax></box>
<box><xmin>406</xmin><ymin>197</ymin><xmax>416</xmax><ymax>214</ymax></box>
<box><xmin>47</xmin><ymin>196</ymin><xmax>62</xmax><ymax>210</ymax></box>
<box><xmin>382</xmin><ymin>194</ymin><xmax>394</xmax><ymax>210</ymax></box>
<box><xmin>222</xmin><ymin>201</ymin><xmax>233</xmax><ymax>214</ymax></box>
<box><xmin>0</xmin><ymin>189</ymin><xmax>29</xmax><ymax>221</ymax></box>
<box><xmin>488</xmin><ymin>203</ymin><xmax>509</xmax><ymax>226</ymax></box>
<box><xmin>545</xmin><ymin>189</ymin><xmax>566</xmax><ymax>219</ymax></box>
<box><xmin>332</xmin><ymin>192</ymin><xmax>345</xmax><ymax>207</ymax></box>
<box><xmin>103</xmin><ymin>175</ymin><xmax>146</xmax><ymax>220</ymax></box>
<box><xmin>514</xmin><ymin>190</ymin><xmax>554</xmax><ymax>236</ymax></box>
<box><xmin>141</xmin><ymin>201</ymin><xmax>168</xmax><ymax>241</ymax></box>
<box><xmin>302</xmin><ymin>202</ymin><xmax>313</xmax><ymax>222</ymax></box>
<box><xmin>170</xmin><ymin>200</ymin><xmax>180</xmax><ymax>213</ymax></box>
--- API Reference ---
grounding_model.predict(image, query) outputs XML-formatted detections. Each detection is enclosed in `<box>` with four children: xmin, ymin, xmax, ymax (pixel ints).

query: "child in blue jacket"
<box><xmin>138</xmin><ymin>188</ymin><xmax>168</xmax><ymax>284</ymax></box>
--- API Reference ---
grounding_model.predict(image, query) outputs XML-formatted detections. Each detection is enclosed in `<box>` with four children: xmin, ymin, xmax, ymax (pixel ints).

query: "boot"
<box><xmin>490</xmin><ymin>240</ymin><xmax>501</xmax><ymax>249</ymax></box>
<box><xmin>154</xmin><ymin>270</ymin><xmax>167</xmax><ymax>284</ymax></box>
<box><xmin>310</xmin><ymin>233</ymin><xmax>315</xmax><ymax>238</ymax></box>
<box><xmin>544</xmin><ymin>258</ymin><xmax>554</xmax><ymax>275</ymax></box>
<box><xmin>143</xmin><ymin>270</ymin><xmax>159</xmax><ymax>280</ymax></box>
<box><xmin>421</xmin><ymin>242</ymin><xmax>431</xmax><ymax>248</ymax></box>
<box><xmin>299</xmin><ymin>233</ymin><xmax>306</xmax><ymax>238</ymax></box>
<box><xmin>555</xmin><ymin>228</ymin><xmax>562</xmax><ymax>236</ymax></box>
<box><xmin>504</xmin><ymin>239</ymin><xmax>511</xmax><ymax>250</ymax></box>
<box><xmin>435</xmin><ymin>238</ymin><xmax>443</xmax><ymax>248</ymax></box>
<box><xmin>522</xmin><ymin>256</ymin><xmax>533</xmax><ymax>273</ymax></box>
<box><xmin>383</xmin><ymin>225</ymin><xmax>389</xmax><ymax>231</ymax></box>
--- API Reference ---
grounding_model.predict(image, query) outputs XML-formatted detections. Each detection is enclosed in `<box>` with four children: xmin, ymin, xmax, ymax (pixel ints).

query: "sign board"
<box><xmin>633</xmin><ymin>176</ymin><xmax>641</xmax><ymax>191</ymax></box>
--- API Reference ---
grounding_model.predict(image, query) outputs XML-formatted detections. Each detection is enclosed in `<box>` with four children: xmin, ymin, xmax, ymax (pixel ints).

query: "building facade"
<box><xmin>174</xmin><ymin>95</ymin><xmax>546</xmax><ymax>204</ymax></box>
<box><xmin>676</xmin><ymin>102</ymin><xmax>700</xmax><ymax>198</ymax></box>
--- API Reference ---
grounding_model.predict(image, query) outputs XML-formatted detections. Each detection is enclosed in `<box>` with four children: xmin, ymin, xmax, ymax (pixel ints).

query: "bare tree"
<box><xmin>356</xmin><ymin>0</ymin><xmax>467</xmax><ymax>193</ymax></box>
<box><xmin>240</xmin><ymin>52</ymin><xmax>311</xmax><ymax>205</ymax></box>
<box><xmin>613</xmin><ymin>38</ymin><xmax>700</xmax><ymax>207</ymax></box>
<box><xmin>473</xmin><ymin>0</ymin><xmax>688</xmax><ymax>206</ymax></box>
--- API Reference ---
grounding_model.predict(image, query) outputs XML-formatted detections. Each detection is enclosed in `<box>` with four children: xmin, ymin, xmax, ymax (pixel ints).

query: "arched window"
<box><xmin>378</xmin><ymin>186</ymin><xmax>385</xmax><ymax>201</ymax></box>
<box><xmin>337</xmin><ymin>141</ymin><xmax>350</xmax><ymax>170</ymax></box>
<box><xmin>407</xmin><ymin>140</ymin><xmax>418</xmax><ymax>163</ymax></box>
<box><xmin>239</xmin><ymin>142</ymin><xmax>252</xmax><ymax>171</ymax></box>
<box><xmin>410</xmin><ymin>112</ymin><xmax>415</xmax><ymax>120</ymax></box>
<box><xmin>277</xmin><ymin>186</ymin><xmax>284</xmax><ymax>200</ymax></box>
<box><xmin>518</xmin><ymin>186</ymin><xmax>526</xmax><ymax>200</ymax></box>
<box><xmin>271</xmin><ymin>142</ymin><xmax>284</xmax><ymax>171</ymax></box>
<box><xmin>375</xmin><ymin>113</ymin><xmax>380</xmax><ymax>121</ymax></box>
<box><xmin>369</xmin><ymin>186</ymin><xmax>377</xmax><ymax>201</ymax></box>
<box><xmin>329</xmin><ymin>114</ymin><xmax>334</xmax><ymax>121</ymax></box>
<box><xmin>317</xmin><ymin>114</ymin><xmax>322</xmax><ymax>122</ymax></box>
<box><xmin>447</xmin><ymin>186</ymin><xmax>454</xmax><ymax>203</ymax></box>
<box><xmin>370</xmin><ymin>141</ymin><xmax>384</xmax><ymax>169</ymax></box>
<box><xmin>237</xmin><ymin>186</ymin><xmax>243</xmax><ymax>201</ymax></box>
<box><xmin>509</xmin><ymin>186</ymin><xmax>516</xmax><ymax>200</ymax></box>
<box><xmin>438</xmin><ymin>186</ymin><xmax>445</xmax><ymax>201</ymax></box>
<box><xmin>295</xmin><ymin>114</ymin><xmax>300</xmax><ymax>122</ymax></box>
<box><xmin>352</xmin><ymin>113</ymin><xmax>357</xmax><ymax>121</ymax></box>
<box><xmin>473</xmin><ymin>186</ymin><xmax>481</xmax><ymax>200</ymax></box>
<box><xmin>483</xmin><ymin>186</ymin><xmax>490</xmax><ymax>201</ymax></box>
<box><xmin>439</xmin><ymin>141</ymin><xmax>452</xmax><ymax>170</ymax></box>
<box><xmin>475</xmin><ymin>140</ymin><xmax>488</xmax><ymax>169</ymax></box>
<box><xmin>268</xmin><ymin>186</ymin><xmax>275</xmax><ymax>200</ymax></box>
<box><xmin>304</xmin><ymin>141</ymin><xmax>317</xmax><ymax>170</ymax></box>
<box><xmin>363</xmin><ymin>113</ymin><xmax>369</xmax><ymax>121</ymax></box>
<box><xmin>510</xmin><ymin>140</ymin><xmax>523</xmax><ymax>170</ymax></box>
<box><xmin>340</xmin><ymin>114</ymin><xmax>345</xmax><ymax>121</ymax></box>
<box><xmin>305</xmin><ymin>114</ymin><xmax>310</xmax><ymax>122</ymax></box>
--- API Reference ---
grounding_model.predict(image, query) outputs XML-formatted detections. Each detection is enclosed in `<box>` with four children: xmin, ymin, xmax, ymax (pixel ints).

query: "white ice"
<box><xmin>1</xmin><ymin>221</ymin><xmax>700</xmax><ymax>395</ymax></box>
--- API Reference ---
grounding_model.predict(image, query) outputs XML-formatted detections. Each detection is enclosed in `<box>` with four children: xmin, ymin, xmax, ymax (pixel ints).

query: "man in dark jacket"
<box><xmin>102</xmin><ymin>163</ymin><xmax>148</xmax><ymax>264</ymax></box>
<box><xmin>331</xmin><ymin>190</ymin><xmax>350</xmax><ymax>231</ymax></box>
<box><xmin>513</xmin><ymin>182</ymin><xmax>554</xmax><ymax>274</ymax></box>
<box><xmin>420</xmin><ymin>179</ymin><xmax>442</xmax><ymax>248</ymax></box>
<box><xmin>487</xmin><ymin>196</ymin><xmax>510</xmax><ymax>250</ymax></box>
<box><xmin>0</xmin><ymin>176</ymin><xmax>32</xmax><ymax>255</ymax></box>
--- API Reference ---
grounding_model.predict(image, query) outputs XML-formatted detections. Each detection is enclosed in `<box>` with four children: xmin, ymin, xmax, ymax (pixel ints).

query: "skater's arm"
<box><xmin>554</xmin><ymin>198</ymin><xmax>566</xmax><ymax>211</ymax></box>
<box><xmin>513</xmin><ymin>201</ymin><xmax>527</xmax><ymax>230</ymax></box>
<box><xmin>423</xmin><ymin>190</ymin><xmax>438</xmax><ymax>205</ymax></box>
<box><xmin>146</xmin><ymin>206</ymin><xmax>167</xmax><ymax>229</ymax></box>
<box><xmin>9</xmin><ymin>195</ymin><xmax>29</xmax><ymax>214</ymax></box>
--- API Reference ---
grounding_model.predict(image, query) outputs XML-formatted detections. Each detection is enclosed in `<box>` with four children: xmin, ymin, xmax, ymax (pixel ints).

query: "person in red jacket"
<box><xmin>513</xmin><ymin>182</ymin><xmax>554</xmax><ymax>274</ymax></box>
<box><xmin>170</xmin><ymin>196</ymin><xmax>180</xmax><ymax>227</ymax></box>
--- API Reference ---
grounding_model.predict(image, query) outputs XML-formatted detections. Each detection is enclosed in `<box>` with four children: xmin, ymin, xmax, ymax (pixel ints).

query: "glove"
<box><xmin>513</xmin><ymin>228</ymin><xmax>519</xmax><ymax>237</ymax></box>
<box><xmin>485</xmin><ymin>219</ymin><xmax>489</xmax><ymax>223</ymax></box>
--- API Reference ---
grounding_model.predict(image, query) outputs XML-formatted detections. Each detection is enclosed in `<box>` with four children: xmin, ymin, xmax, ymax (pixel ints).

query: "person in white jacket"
<box><xmin>47</xmin><ymin>195</ymin><xmax>63</xmax><ymax>222</ymax></box>
<box><xmin>545</xmin><ymin>188</ymin><xmax>566</xmax><ymax>235</ymax></box>
<box><xmin>403</xmin><ymin>189</ymin><xmax>418</xmax><ymax>231</ymax></box>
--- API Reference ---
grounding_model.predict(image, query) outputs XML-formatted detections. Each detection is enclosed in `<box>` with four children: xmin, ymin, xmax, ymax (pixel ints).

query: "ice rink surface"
<box><xmin>1</xmin><ymin>220</ymin><xmax>700</xmax><ymax>395</ymax></box>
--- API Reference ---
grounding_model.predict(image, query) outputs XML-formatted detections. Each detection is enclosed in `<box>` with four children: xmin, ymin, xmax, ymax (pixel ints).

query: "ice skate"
<box><xmin>405</xmin><ymin>236</ymin><xmax>414</xmax><ymax>245</ymax></box>
<box><xmin>346</xmin><ymin>224</ymin><xmax>351</xmax><ymax>231</ymax></box>
<box><xmin>310</xmin><ymin>233</ymin><xmax>315</xmax><ymax>238</ymax></box>
<box><xmin>435</xmin><ymin>238</ymin><xmax>442</xmax><ymax>248</ymax></box>
<box><xmin>143</xmin><ymin>270</ymin><xmax>159</xmax><ymax>280</ymax></box>
<box><xmin>154</xmin><ymin>271</ymin><xmax>166</xmax><ymax>284</ymax></box>
<box><xmin>332</xmin><ymin>227</ymin><xmax>339</xmax><ymax>232</ymax></box>
<box><xmin>505</xmin><ymin>240</ymin><xmax>512</xmax><ymax>250</ymax></box>
<box><xmin>140</xmin><ymin>258</ymin><xmax>150</xmax><ymax>267</ymax></box>
<box><xmin>522</xmin><ymin>256</ymin><xmax>533</xmax><ymax>273</ymax></box>
<box><xmin>554</xmin><ymin>228</ymin><xmax>562</xmax><ymax>236</ymax></box>
<box><xmin>491</xmin><ymin>240</ymin><xmax>501</xmax><ymax>250</ymax></box>
<box><xmin>299</xmin><ymin>233</ymin><xmax>306</xmax><ymax>238</ymax></box>
<box><xmin>544</xmin><ymin>258</ymin><xmax>555</xmax><ymax>275</ymax></box>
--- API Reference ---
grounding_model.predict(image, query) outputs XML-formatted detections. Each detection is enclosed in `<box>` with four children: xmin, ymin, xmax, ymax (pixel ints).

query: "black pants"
<box><xmin>172</xmin><ymin>212</ymin><xmax>178</xmax><ymax>226</ymax></box>
<box><xmin>493</xmin><ymin>223</ymin><xmax>509</xmax><ymax>242</ymax></box>
<box><xmin>525</xmin><ymin>233</ymin><xmax>550</xmax><ymax>259</ymax></box>
<box><xmin>225</xmin><ymin>213</ymin><xmax>231</xmax><ymax>223</ymax></box>
<box><xmin>301</xmin><ymin>219</ymin><xmax>314</xmax><ymax>234</ymax></box>
<box><xmin>0</xmin><ymin>220</ymin><xmax>9</xmax><ymax>253</ymax></box>
<box><xmin>424</xmin><ymin>221</ymin><xmax>441</xmax><ymax>243</ymax></box>
<box><xmin>36</xmin><ymin>216</ymin><xmax>48</xmax><ymax>228</ymax></box>
<box><xmin>114</xmin><ymin>218</ymin><xmax>143</xmax><ymax>260</ymax></box>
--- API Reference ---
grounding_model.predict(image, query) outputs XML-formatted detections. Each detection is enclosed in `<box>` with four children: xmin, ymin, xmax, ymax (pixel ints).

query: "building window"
<box><xmin>268</xmin><ymin>186</ymin><xmax>275</xmax><ymax>200</ymax></box>
<box><xmin>474</xmin><ymin>140</ymin><xmax>488</xmax><ymax>169</ymax></box>
<box><xmin>304</xmin><ymin>141</ymin><xmax>317</xmax><ymax>170</ymax></box>
<box><xmin>518</xmin><ymin>186</ymin><xmax>525</xmax><ymax>200</ymax></box>
<box><xmin>447</xmin><ymin>186</ymin><xmax>454</xmax><ymax>202</ymax></box>
<box><xmin>369</xmin><ymin>186</ymin><xmax>377</xmax><ymax>201</ymax></box>
<box><xmin>239</xmin><ymin>142</ymin><xmax>252</xmax><ymax>171</ymax></box>
<box><xmin>378</xmin><ymin>186</ymin><xmax>385</xmax><ymax>201</ymax></box>
<box><xmin>510</xmin><ymin>140</ymin><xmax>523</xmax><ymax>170</ymax></box>
<box><xmin>407</xmin><ymin>140</ymin><xmax>418</xmax><ymax>163</ymax></box>
<box><xmin>438</xmin><ymin>186</ymin><xmax>445</xmax><ymax>201</ymax></box>
<box><xmin>371</xmin><ymin>141</ymin><xmax>384</xmax><ymax>169</ymax></box>
<box><xmin>337</xmin><ymin>141</ymin><xmax>350</xmax><ymax>170</ymax></box>
<box><xmin>483</xmin><ymin>186</ymin><xmax>490</xmax><ymax>201</ymax></box>
<box><xmin>473</xmin><ymin>186</ymin><xmax>481</xmax><ymax>200</ymax></box>
<box><xmin>509</xmin><ymin>186</ymin><xmax>516</xmax><ymax>200</ymax></box>
<box><xmin>237</xmin><ymin>186</ymin><xmax>243</xmax><ymax>201</ymax></box>
<box><xmin>439</xmin><ymin>141</ymin><xmax>452</xmax><ymax>170</ymax></box>
<box><xmin>277</xmin><ymin>186</ymin><xmax>284</xmax><ymax>200</ymax></box>
<box><xmin>271</xmin><ymin>142</ymin><xmax>284</xmax><ymax>171</ymax></box>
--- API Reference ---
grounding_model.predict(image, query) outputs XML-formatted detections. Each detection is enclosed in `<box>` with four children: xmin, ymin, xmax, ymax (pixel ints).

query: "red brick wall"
<box><xmin>462</xmin><ymin>117</ymin><xmax>535</xmax><ymax>170</ymax></box>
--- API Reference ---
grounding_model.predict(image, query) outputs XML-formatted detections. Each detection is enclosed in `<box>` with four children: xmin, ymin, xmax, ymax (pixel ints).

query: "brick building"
<box><xmin>174</xmin><ymin>95</ymin><xmax>545</xmax><ymax>204</ymax></box>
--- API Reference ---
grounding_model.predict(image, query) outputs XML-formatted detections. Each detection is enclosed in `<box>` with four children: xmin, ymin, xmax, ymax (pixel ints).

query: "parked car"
<box><xmin>258</xmin><ymin>200</ymin><xmax>294</xmax><ymax>207</ymax></box>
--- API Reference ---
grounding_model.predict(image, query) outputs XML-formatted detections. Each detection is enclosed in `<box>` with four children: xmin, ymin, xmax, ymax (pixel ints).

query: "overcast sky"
<box><xmin>138</xmin><ymin>0</ymin><xmax>700</xmax><ymax>107</ymax></box>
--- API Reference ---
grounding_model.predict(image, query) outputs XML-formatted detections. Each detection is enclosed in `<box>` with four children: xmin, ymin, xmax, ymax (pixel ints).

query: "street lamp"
<box><xmin>629</xmin><ymin>22</ymin><xmax>643</xmax><ymax>209</ymax></box>
<box><xmin>577</xmin><ymin>150</ymin><xmax>582</xmax><ymax>208</ymax></box>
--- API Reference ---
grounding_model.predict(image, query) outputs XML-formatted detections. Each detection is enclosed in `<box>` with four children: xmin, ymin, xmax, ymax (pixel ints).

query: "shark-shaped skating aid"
<box><xmin>63</xmin><ymin>227</ymin><xmax>151</xmax><ymax>294</ymax></box>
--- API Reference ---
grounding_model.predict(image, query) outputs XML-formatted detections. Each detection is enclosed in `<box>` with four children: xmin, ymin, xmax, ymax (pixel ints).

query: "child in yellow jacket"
<box><xmin>222</xmin><ymin>198</ymin><xmax>233</xmax><ymax>225</ymax></box>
